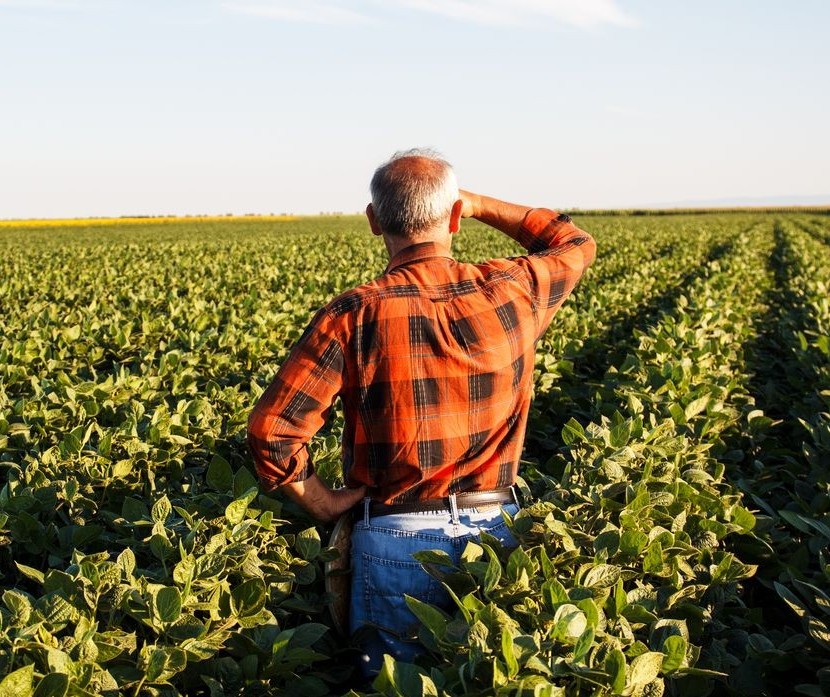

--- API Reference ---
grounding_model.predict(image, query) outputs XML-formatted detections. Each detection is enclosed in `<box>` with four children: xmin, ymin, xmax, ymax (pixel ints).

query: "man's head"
<box><xmin>367</xmin><ymin>149</ymin><xmax>461</xmax><ymax>245</ymax></box>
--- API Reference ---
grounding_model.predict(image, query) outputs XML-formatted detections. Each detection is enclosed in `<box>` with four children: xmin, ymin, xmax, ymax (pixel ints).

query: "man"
<box><xmin>248</xmin><ymin>149</ymin><xmax>596</xmax><ymax>675</ymax></box>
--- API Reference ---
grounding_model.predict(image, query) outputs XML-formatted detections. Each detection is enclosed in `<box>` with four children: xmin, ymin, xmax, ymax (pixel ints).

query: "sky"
<box><xmin>1</xmin><ymin>0</ymin><xmax>828</xmax><ymax>218</ymax></box>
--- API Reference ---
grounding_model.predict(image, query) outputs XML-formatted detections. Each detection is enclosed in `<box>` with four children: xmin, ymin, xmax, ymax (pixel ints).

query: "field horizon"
<box><xmin>2</xmin><ymin>205</ymin><xmax>830</xmax><ymax>228</ymax></box>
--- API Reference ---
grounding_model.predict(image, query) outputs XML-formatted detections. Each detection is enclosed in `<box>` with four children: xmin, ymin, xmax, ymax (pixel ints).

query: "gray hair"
<box><xmin>370</xmin><ymin>148</ymin><xmax>459</xmax><ymax>238</ymax></box>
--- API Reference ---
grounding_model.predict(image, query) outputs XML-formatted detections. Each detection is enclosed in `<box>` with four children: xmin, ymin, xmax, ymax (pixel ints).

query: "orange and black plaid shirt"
<box><xmin>248</xmin><ymin>209</ymin><xmax>596</xmax><ymax>504</ymax></box>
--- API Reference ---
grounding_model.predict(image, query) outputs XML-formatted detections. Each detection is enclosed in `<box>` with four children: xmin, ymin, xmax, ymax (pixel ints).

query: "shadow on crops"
<box><xmin>739</xmin><ymin>222</ymin><xmax>823</xmax><ymax>431</ymax></box>
<box><xmin>711</xmin><ymin>223</ymin><xmax>813</xmax><ymax>525</ymax></box>
<box><xmin>589</xmin><ymin>238</ymin><xmax>734</xmax><ymax>378</ymax></box>
<box><xmin>793</xmin><ymin>217</ymin><xmax>830</xmax><ymax>247</ymax></box>
<box><xmin>562</xmin><ymin>241</ymin><xmax>734</xmax><ymax>388</ymax></box>
<box><xmin>593</xmin><ymin>242</ymin><xmax>675</xmax><ymax>288</ymax></box>
<box><xmin>715</xmin><ymin>224</ymin><xmax>830</xmax><ymax>691</ymax></box>
<box><xmin>527</xmin><ymin>238</ymin><xmax>737</xmax><ymax>448</ymax></box>
<box><xmin>719</xmin><ymin>221</ymin><xmax>824</xmax><ymax>570</ymax></box>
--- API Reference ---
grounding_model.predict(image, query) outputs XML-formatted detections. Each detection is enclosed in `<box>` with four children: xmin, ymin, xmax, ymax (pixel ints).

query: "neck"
<box><xmin>383</xmin><ymin>231</ymin><xmax>451</xmax><ymax>260</ymax></box>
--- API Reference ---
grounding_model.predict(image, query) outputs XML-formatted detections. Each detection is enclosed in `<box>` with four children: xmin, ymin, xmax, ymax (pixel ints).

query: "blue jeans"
<box><xmin>349</xmin><ymin>499</ymin><xmax>520</xmax><ymax>678</ymax></box>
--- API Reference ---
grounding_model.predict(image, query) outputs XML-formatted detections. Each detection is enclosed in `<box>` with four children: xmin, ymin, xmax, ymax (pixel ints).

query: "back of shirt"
<box><xmin>248</xmin><ymin>209</ymin><xmax>596</xmax><ymax>504</ymax></box>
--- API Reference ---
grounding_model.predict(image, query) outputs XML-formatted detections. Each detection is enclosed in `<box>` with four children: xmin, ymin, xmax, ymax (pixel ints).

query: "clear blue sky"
<box><xmin>1</xmin><ymin>0</ymin><xmax>828</xmax><ymax>218</ymax></box>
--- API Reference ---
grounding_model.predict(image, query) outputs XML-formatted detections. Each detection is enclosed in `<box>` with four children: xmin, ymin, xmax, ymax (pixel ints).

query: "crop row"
<box><xmin>720</xmin><ymin>218</ymin><xmax>830</xmax><ymax>696</ymax></box>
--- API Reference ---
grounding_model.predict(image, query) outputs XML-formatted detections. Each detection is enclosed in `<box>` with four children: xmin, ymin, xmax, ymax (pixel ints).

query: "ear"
<box><xmin>366</xmin><ymin>203</ymin><xmax>382</xmax><ymax>237</ymax></box>
<box><xmin>448</xmin><ymin>199</ymin><xmax>463</xmax><ymax>234</ymax></box>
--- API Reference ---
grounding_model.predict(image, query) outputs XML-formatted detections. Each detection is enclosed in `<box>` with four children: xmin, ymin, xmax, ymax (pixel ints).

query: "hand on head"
<box><xmin>459</xmin><ymin>190</ymin><xmax>480</xmax><ymax>219</ymax></box>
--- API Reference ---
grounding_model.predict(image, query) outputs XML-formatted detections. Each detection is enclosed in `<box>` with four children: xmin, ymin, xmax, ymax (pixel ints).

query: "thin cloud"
<box><xmin>395</xmin><ymin>0</ymin><xmax>517</xmax><ymax>25</ymax></box>
<box><xmin>222</xmin><ymin>1</ymin><xmax>377</xmax><ymax>25</ymax></box>
<box><xmin>222</xmin><ymin>0</ymin><xmax>637</xmax><ymax>29</ymax></box>
<box><xmin>0</xmin><ymin>0</ymin><xmax>90</xmax><ymax>8</ymax></box>
<box><xmin>397</xmin><ymin>0</ymin><xmax>637</xmax><ymax>28</ymax></box>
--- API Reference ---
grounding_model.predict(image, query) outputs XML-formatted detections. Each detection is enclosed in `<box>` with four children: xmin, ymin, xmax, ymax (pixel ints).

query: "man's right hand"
<box><xmin>458</xmin><ymin>190</ymin><xmax>532</xmax><ymax>238</ymax></box>
<box><xmin>459</xmin><ymin>190</ymin><xmax>481</xmax><ymax>219</ymax></box>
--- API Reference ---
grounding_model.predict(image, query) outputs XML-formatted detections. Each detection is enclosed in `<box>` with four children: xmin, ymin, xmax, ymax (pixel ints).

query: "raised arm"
<box><xmin>460</xmin><ymin>190</ymin><xmax>532</xmax><ymax>238</ymax></box>
<box><xmin>460</xmin><ymin>189</ymin><xmax>597</xmax><ymax>335</ymax></box>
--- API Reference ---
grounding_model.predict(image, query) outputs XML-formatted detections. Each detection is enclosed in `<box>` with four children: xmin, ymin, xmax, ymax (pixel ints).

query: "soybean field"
<box><xmin>1</xmin><ymin>212</ymin><xmax>829</xmax><ymax>697</ymax></box>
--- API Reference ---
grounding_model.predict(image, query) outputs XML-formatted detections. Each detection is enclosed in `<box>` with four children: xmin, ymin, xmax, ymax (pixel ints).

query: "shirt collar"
<box><xmin>385</xmin><ymin>241</ymin><xmax>454</xmax><ymax>273</ymax></box>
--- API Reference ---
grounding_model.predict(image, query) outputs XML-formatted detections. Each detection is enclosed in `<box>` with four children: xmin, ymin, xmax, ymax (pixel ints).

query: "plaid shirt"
<box><xmin>248</xmin><ymin>208</ymin><xmax>595</xmax><ymax>504</ymax></box>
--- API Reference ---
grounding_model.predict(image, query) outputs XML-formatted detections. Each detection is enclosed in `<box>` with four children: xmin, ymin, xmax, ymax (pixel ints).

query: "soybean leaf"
<box><xmin>122</xmin><ymin>496</ymin><xmax>149</xmax><ymax>522</ymax></box>
<box><xmin>118</xmin><ymin>548</ymin><xmax>136</xmax><ymax>577</ymax></box>
<box><xmin>483</xmin><ymin>545</ymin><xmax>502</xmax><ymax>594</ymax></box>
<box><xmin>33</xmin><ymin>673</ymin><xmax>69</xmax><ymax>697</ymax></box>
<box><xmin>195</xmin><ymin>554</ymin><xmax>226</xmax><ymax>579</ymax></box>
<box><xmin>506</xmin><ymin>546</ymin><xmax>534</xmax><ymax>582</ymax></box>
<box><xmin>289</xmin><ymin>623</ymin><xmax>329</xmax><ymax>648</ymax></box>
<box><xmin>582</xmin><ymin>564</ymin><xmax>621</xmax><ymax>589</ymax></box>
<box><xmin>155</xmin><ymin>587</ymin><xmax>182</xmax><ymax>624</ymax></box>
<box><xmin>374</xmin><ymin>654</ymin><xmax>438</xmax><ymax>697</ymax></box>
<box><xmin>151</xmin><ymin>495</ymin><xmax>172</xmax><ymax>524</ymax></box>
<box><xmin>295</xmin><ymin>527</ymin><xmax>321</xmax><ymax>561</ymax></box>
<box><xmin>778</xmin><ymin>509</ymin><xmax>812</xmax><ymax>534</ymax></box>
<box><xmin>15</xmin><ymin>563</ymin><xmax>45</xmax><ymax>585</ymax></box>
<box><xmin>405</xmin><ymin>595</ymin><xmax>449</xmax><ymax>641</ymax></box>
<box><xmin>112</xmin><ymin>459</ymin><xmax>133</xmax><ymax>478</ymax></box>
<box><xmin>183</xmin><ymin>636</ymin><xmax>227</xmax><ymax>662</ymax></box>
<box><xmin>233</xmin><ymin>467</ymin><xmax>259</xmax><ymax>498</ymax></box>
<box><xmin>610</xmin><ymin>419</ymin><xmax>631</xmax><ymax>448</ymax></box>
<box><xmin>619</xmin><ymin>529</ymin><xmax>648</xmax><ymax>557</ymax></box>
<box><xmin>225</xmin><ymin>487</ymin><xmax>259</xmax><ymax>526</ymax></box>
<box><xmin>605</xmin><ymin>648</ymin><xmax>627</xmax><ymax>694</ymax></box>
<box><xmin>684</xmin><ymin>395</ymin><xmax>710</xmax><ymax>420</ymax></box>
<box><xmin>231</xmin><ymin>578</ymin><xmax>266</xmax><ymax>618</ymax></box>
<box><xmin>573</xmin><ymin>626</ymin><xmax>595</xmax><ymax>663</ymax></box>
<box><xmin>502</xmin><ymin>630</ymin><xmax>519</xmax><ymax>677</ymax></box>
<box><xmin>0</xmin><ymin>664</ymin><xmax>34</xmax><ymax>696</ymax></box>
<box><xmin>729</xmin><ymin>505</ymin><xmax>756</xmax><ymax>533</ymax></box>
<box><xmin>594</xmin><ymin>529</ymin><xmax>621</xmax><ymax>558</ymax></box>
<box><xmin>775</xmin><ymin>582</ymin><xmax>809</xmax><ymax>618</ymax></box>
<box><xmin>807</xmin><ymin>617</ymin><xmax>830</xmax><ymax>651</ymax></box>
<box><xmin>561</xmin><ymin>418</ymin><xmax>586</xmax><ymax>445</ymax></box>
<box><xmin>412</xmin><ymin>550</ymin><xmax>455</xmax><ymax>568</ymax></box>
<box><xmin>206</xmin><ymin>454</ymin><xmax>233</xmax><ymax>492</ymax></box>
<box><xmin>3</xmin><ymin>590</ymin><xmax>32</xmax><ymax>625</ymax></box>
<box><xmin>553</xmin><ymin>604</ymin><xmax>587</xmax><ymax>643</ymax></box>
<box><xmin>793</xmin><ymin>579</ymin><xmax>830</xmax><ymax>617</ymax></box>
<box><xmin>630</xmin><ymin>651</ymin><xmax>664</xmax><ymax>685</ymax></box>
<box><xmin>542</xmin><ymin>579</ymin><xmax>569</xmax><ymax>611</ymax></box>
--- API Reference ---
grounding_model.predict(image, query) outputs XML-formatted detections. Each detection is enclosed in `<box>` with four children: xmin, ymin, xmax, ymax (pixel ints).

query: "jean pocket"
<box><xmin>362</xmin><ymin>553</ymin><xmax>440</xmax><ymax>637</ymax></box>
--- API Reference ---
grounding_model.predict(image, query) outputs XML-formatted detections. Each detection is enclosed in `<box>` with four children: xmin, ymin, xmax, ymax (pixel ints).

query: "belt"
<box><xmin>356</xmin><ymin>486</ymin><xmax>519</xmax><ymax>520</ymax></box>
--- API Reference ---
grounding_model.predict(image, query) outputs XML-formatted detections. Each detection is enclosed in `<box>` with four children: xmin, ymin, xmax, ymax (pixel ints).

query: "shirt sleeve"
<box><xmin>247</xmin><ymin>307</ymin><xmax>345</xmax><ymax>489</ymax></box>
<box><xmin>508</xmin><ymin>208</ymin><xmax>597</xmax><ymax>337</ymax></box>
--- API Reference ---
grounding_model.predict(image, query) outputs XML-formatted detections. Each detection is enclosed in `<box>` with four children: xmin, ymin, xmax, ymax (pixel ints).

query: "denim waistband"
<box><xmin>354</xmin><ymin>486</ymin><xmax>521</xmax><ymax>525</ymax></box>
